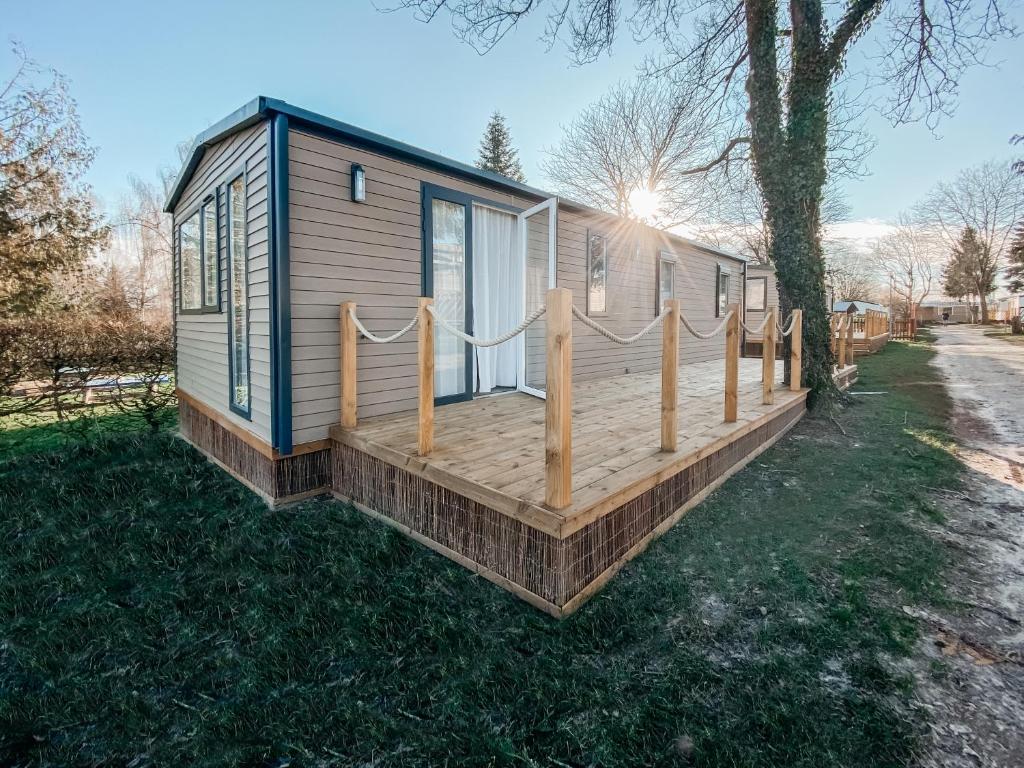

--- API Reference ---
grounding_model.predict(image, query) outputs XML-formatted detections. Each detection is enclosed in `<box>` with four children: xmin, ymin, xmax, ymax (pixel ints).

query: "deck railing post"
<box><xmin>838</xmin><ymin>316</ymin><xmax>847</xmax><ymax>369</ymax></box>
<box><xmin>661</xmin><ymin>298</ymin><xmax>680</xmax><ymax>452</ymax></box>
<box><xmin>340</xmin><ymin>301</ymin><xmax>358</xmax><ymax>429</ymax></box>
<box><xmin>830</xmin><ymin>314</ymin><xmax>837</xmax><ymax>357</ymax></box>
<box><xmin>762</xmin><ymin>306</ymin><xmax>776</xmax><ymax>404</ymax></box>
<box><xmin>724</xmin><ymin>303</ymin><xmax>739</xmax><ymax>423</ymax></box>
<box><xmin>790</xmin><ymin>308</ymin><xmax>803</xmax><ymax>391</ymax></box>
<box><xmin>846</xmin><ymin>312</ymin><xmax>855</xmax><ymax>361</ymax></box>
<box><xmin>417</xmin><ymin>297</ymin><xmax>434</xmax><ymax>456</ymax></box>
<box><xmin>545</xmin><ymin>287</ymin><xmax>573</xmax><ymax>510</ymax></box>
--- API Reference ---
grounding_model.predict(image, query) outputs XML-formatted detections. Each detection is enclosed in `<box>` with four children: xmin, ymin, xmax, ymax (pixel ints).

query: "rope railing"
<box><xmin>348</xmin><ymin>306</ymin><xmax>420</xmax><ymax>344</ymax></box>
<box><xmin>427</xmin><ymin>303</ymin><xmax>547</xmax><ymax>347</ymax></box>
<box><xmin>681</xmin><ymin>309</ymin><xmax>734</xmax><ymax>340</ymax></box>
<box><xmin>572</xmin><ymin>306</ymin><xmax>669</xmax><ymax>345</ymax></box>
<box><xmin>776</xmin><ymin>313</ymin><xmax>798</xmax><ymax>337</ymax></box>
<box><xmin>740</xmin><ymin>314</ymin><xmax>772</xmax><ymax>335</ymax></box>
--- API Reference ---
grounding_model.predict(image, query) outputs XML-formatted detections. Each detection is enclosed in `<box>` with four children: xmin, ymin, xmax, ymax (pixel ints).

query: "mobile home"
<box><xmin>165</xmin><ymin>98</ymin><xmax>807</xmax><ymax>614</ymax></box>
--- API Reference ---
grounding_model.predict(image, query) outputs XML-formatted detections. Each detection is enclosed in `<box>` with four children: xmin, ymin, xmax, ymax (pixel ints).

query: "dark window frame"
<box><xmin>657</xmin><ymin>250</ymin><xmax>677</xmax><ymax>314</ymax></box>
<box><xmin>586</xmin><ymin>230</ymin><xmax>608</xmax><ymax>316</ymax></box>
<box><xmin>226</xmin><ymin>171</ymin><xmax>251</xmax><ymax>419</ymax></box>
<box><xmin>715</xmin><ymin>264</ymin><xmax>731</xmax><ymax>317</ymax></box>
<box><xmin>177</xmin><ymin>193</ymin><xmax>222</xmax><ymax>315</ymax></box>
<box><xmin>746</xmin><ymin>276</ymin><xmax>767</xmax><ymax>312</ymax></box>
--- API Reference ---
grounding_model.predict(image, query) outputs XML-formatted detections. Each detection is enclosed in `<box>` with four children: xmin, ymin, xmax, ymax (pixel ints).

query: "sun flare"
<box><xmin>628</xmin><ymin>187</ymin><xmax>661</xmax><ymax>221</ymax></box>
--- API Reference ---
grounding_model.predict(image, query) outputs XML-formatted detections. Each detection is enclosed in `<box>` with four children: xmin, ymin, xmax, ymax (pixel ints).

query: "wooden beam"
<box><xmin>762</xmin><ymin>306</ymin><xmax>776</xmax><ymax>404</ymax></box>
<box><xmin>661</xmin><ymin>299</ymin><xmax>680</xmax><ymax>452</ymax></box>
<box><xmin>846</xmin><ymin>311</ymin><xmax>855</xmax><ymax>362</ymax></box>
<box><xmin>545</xmin><ymin>287</ymin><xmax>573</xmax><ymax>510</ymax></box>
<box><xmin>724</xmin><ymin>303</ymin><xmax>739</xmax><ymax>423</ymax></box>
<box><xmin>838</xmin><ymin>315</ymin><xmax>847</xmax><ymax>368</ymax></box>
<box><xmin>790</xmin><ymin>308</ymin><xmax>803</xmax><ymax>391</ymax></box>
<box><xmin>340</xmin><ymin>301</ymin><xmax>358</xmax><ymax>429</ymax></box>
<box><xmin>417</xmin><ymin>297</ymin><xmax>434</xmax><ymax>456</ymax></box>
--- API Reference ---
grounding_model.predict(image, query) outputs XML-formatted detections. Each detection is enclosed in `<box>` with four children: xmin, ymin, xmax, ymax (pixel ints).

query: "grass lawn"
<box><xmin>983</xmin><ymin>328</ymin><xmax>1024</xmax><ymax>344</ymax></box>
<box><xmin>0</xmin><ymin>340</ymin><xmax>960</xmax><ymax>767</ymax></box>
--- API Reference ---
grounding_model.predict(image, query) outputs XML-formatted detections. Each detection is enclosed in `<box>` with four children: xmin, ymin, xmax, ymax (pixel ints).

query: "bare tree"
<box><xmin>825</xmin><ymin>241</ymin><xmax>883</xmax><ymax>303</ymax></box>
<box><xmin>872</xmin><ymin>218</ymin><xmax>942</xmax><ymax>320</ymax></box>
<box><xmin>386</xmin><ymin>0</ymin><xmax>1014</xmax><ymax>400</ymax></box>
<box><xmin>109</xmin><ymin>176</ymin><xmax>174</xmax><ymax>324</ymax></box>
<box><xmin>915</xmin><ymin>159</ymin><xmax>1023</xmax><ymax>321</ymax></box>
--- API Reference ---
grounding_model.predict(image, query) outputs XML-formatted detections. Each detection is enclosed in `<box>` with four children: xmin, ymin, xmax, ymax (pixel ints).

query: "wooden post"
<box><xmin>340</xmin><ymin>301</ymin><xmax>358</xmax><ymax>429</ymax></box>
<box><xmin>846</xmin><ymin>311</ymin><xmax>855</xmax><ymax>361</ymax></box>
<box><xmin>790</xmin><ymin>308</ymin><xmax>802</xmax><ymax>392</ymax></box>
<box><xmin>724</xmin><ymin>303</ymin><xmax>739</xmax><ymax>423</ymax></box>
<box><xmin>661</xmin><ymin>298</ymin><xmax>680</xmax><ymax>452</ymax></box>
<box><xmin>762</xmin><ymin>306</ymin><xmax>776</xmax><ymax>405</ymax></box>
<box><xmin>830</xmin><ymin>314</ymin><xmax>837</xmax><ymax>357</ymax></box>
<box><xmin>417</xmin><ymin>297</ymin><xmax>434</xmax><ymax>456</ymax></box>
<box><xmin>838</xmin><ymin>315</ymin><xmax>847</xmax><ymax>368</ymax></box>
<box><xmin>545</xmin><ymin>287</ymin><xmax>573</xmax><ymax>510</ymax></box>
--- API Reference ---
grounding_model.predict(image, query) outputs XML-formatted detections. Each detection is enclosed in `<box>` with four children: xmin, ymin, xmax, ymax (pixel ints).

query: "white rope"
<box><xmin>777</xmin><ymin>313</ymin><xmax>798</xmax><ymax>337</ymax></box>
<box><xmin>427</xmin><ymin>304</ymin><xmax>546</xmax><ymax>347</ymax></box>
<box><xmin>680</xmin><ymin>309</ymin><xmax>734</xmax><ymax>340</ymax></box>
<box><xmin>739</xmin><ymin>314</ymin><xmax>771</xmax><ymax>335</ymax></box>
<box><xmin>349</xmin><ymin>306</ymin><xmax>419</xmax><ymax>343</ymax></box>
<box><xmin>571</xmin><ymin>306</ymin><xmax>669</xmax><ymax>345</ymax></box>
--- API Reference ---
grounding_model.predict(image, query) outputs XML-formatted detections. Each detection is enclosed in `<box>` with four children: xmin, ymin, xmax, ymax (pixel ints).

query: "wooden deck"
<box><xmin>331</xmin><ymin>359</ymin><xmax>805</xmax><ymax>539</ymax></box>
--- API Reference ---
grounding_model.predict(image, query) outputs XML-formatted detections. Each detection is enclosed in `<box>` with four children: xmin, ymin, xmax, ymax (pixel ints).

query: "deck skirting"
<box><xmin>331</xmin><ymin>399</ymin><xmax>806</xmax><ymax>614</ymax></box>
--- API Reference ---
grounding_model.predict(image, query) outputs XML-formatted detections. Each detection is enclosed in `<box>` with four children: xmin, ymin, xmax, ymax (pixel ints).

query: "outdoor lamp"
<box><xmin>351</xmin><ymin>163</ymin><xmax>366</xmax><ymax>202</ymax></box>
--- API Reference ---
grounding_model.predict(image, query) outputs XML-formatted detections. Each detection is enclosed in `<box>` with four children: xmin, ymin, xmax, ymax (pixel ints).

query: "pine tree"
<box><xmin>1007</xmin><ymin>221</ymin><xmax>1024</xmax><ymax>293</ymax></box>
<box><xmin>476</xmin><ymin>112</ymin><xmax>525</xmax><ymax>182</ymax></box>
<box><xmin>945</xmin><ymin>226</ymin><xmax>998</xmax><ymax>320</ymax></box>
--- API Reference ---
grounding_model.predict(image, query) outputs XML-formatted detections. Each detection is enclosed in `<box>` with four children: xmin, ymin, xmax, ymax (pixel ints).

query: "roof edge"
<box><xmin>162</xmin><ymin>97</ymin><xmax>748</xmax><ymax>263</ymax></box>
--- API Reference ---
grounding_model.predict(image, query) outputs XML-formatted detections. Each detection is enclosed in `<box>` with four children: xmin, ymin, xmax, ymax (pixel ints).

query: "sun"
<box><xmin>628</xmin><ymin>187</ymin><xmax>661</xmax><ymax>221</ymax></box>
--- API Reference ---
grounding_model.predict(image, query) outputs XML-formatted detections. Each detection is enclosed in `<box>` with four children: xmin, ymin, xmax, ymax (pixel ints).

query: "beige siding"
<box><xmin>287</xmin><ymin>127</ymin><xmax>745</xmax><ymax>444</ymax></box>
<box><xmin>173</xmin><ymin>121</ymin><xmax>272</xmax><ymax>444</ymax></box>
<box><xmin>743</xmin><ymin>264</ymin><xmax>780</xmax><ymax>341</ymax></box>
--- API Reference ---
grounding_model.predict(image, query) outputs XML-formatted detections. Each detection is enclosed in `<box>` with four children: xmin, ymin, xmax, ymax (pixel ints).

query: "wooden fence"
<box><xmin>341</xmin><ymin>290</ymin><xmax>803</xmax><ymax>510</ymax></box>
<box><xmin>891</xmin><ymin>319</ymin><xmax>918</xmax><ymax>340</ymax></box>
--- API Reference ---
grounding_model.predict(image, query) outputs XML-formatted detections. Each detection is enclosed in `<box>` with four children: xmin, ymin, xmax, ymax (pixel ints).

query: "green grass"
<box><xmin>0</xmin><ymin>341</ymin><xmax>961</xmax><ymax>767</ymax></box>
<box><xmin>983</xmin><ymin>328</ymin><xmax>1024</xmax><ymax>344</ymax></box>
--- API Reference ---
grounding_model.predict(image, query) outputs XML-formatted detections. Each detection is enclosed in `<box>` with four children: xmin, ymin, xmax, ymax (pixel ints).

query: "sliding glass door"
<box><xmin>518</xmin><ymin>198</ymin><xmax>558</xmax><ymax>399</ymax></box>
<box><xmin>428</xmin><ymin>196</ymin><xmax>471</xmax><ymax>402</ymax></box>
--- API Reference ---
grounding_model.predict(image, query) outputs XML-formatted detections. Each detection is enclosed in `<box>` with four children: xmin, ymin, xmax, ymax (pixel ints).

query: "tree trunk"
<box><xmin>979</xmin><ymin>292</ymin><xmax>989</xmax><ymax>323</ymax></box>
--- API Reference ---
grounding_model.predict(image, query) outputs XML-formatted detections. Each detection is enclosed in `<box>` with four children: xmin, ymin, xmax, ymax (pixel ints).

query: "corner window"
<box><xmin>716</xmin><ymin>265</ymin><xmax>731</xmax><ymax>317</ymax></box>
<box><xmin>746</xmin><ymin>276</ymin><xmax>767</xmax><ymax>311</ymax></box>
<box><xmin>657</xmin><ymin>252</ymin><xmax>676</xmax><ymax>311</ymax></box>
<box><xmin>177</xmin><ymin>195</ymin><xmax>220</xmax><ymax>313</ymax></box>
<box><xmin>587</xmin><ymin>231</ymin><xmax>607</xmax><ymax>315</ymax></box>
<box><xmin>227</xmin><ymin>176</ymin><xmax>250</xmax><ymax>415</ymax></box>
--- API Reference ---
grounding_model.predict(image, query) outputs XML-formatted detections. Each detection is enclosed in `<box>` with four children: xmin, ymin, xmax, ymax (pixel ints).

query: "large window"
<box><xmin>178</xmin><ymin>196</ymin><xmax>220</xmax><ymax>313</ymax></box>
<box><xmin>587</xmin><ymin>231</ymin><xmax>607</xmax><ymax>315</ymax></box>
<box><xmin>227</xmin><ymin>176</ymin><xmax>250</xmax><ymax>415</ymax></box>
<box><xmin>746</xmin><ymin>276</ymin><xmax>767</xmax><ymax>311</ymax></box>
<box><xmin>657</xmin><ymin>251</ymin><xmax>676</xmax><ymax>312</ymax></box>
<box><xmin>716</xmin><ymin>264</ymin><xmax>731</xmax><ymax>317</ymax></box>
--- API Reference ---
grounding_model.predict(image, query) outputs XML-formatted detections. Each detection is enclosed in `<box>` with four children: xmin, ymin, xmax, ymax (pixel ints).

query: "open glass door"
<box><xmin>517</xmin><ymin>198</ymin><xmax>557</xmax><ymax>398</ymax></box>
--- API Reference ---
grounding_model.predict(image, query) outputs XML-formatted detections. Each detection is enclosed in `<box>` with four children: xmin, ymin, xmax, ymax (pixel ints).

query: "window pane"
<box><xmin>229</xmin><ymin>178</ymin><xmax>249</xmax><ymax>410</ymax></box>
<box><xmin>718</xmin><ymin>272</ymin><xmax>730</xmax><ymax>315</ymax></box>
<box><xmin>659</xmin><ymin>257</ymin><xmax>674</xmax><ymax>307</ymax></box>
<box><xmin>203</xmin><ymin>202</ymin><xmax>218</xmax><ymax>308</ymax></box>
<box><xmin>746</xmin><ymin>277</ymin><xmax>766</xmax><ymax>311</ymax></box>
<box><xmin>588</xmin><ymin>234</ymin><xmax>606</xmax><ymax>314</ymax></box>
<box><xmin>432</xmin><ymin>199</ymin><xmax>466</xmax><ymax>398</ymax></box>
<box><xmin>180</xmin><ymin>214</ymin><xmax>201</xmax><ymax>310</ymax></box>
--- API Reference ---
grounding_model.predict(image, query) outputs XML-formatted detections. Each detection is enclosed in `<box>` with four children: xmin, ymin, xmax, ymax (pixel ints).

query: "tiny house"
<box><xmin>166</xmin><ymin>98</ymin><xmax>807</xmax><ymax>614</ymax></box>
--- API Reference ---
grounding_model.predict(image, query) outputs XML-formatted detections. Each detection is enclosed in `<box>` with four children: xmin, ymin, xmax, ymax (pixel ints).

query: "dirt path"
<box><xmin>914</xmin><ymin>325</ymin><xmax>1024</xmax><ymax>768</ymax></box>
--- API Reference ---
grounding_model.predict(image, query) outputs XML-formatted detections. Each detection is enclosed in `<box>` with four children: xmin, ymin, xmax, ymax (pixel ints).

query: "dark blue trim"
<box><xmin>225</xmin><ymin>169</ymin><xmax>252</xmax><ymax>421</ymax></box>
<box><xmin>269</xmin><ymin>114</ymin><xmax>292</xmax><ymax>455</ymax></box>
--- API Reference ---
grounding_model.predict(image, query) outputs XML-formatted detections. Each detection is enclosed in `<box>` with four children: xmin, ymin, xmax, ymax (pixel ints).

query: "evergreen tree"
<box><xmin>1007</xmin><ymin>222</ymin><xmax>1024</xmax><ymax>293</ymax></box>
<box><xmin>476</xmin><ymin>112</ymin><xmax>525</xmax><ymax>182</ymax></box>
<box><xmin>945</xmin><ymin>227</ymin><xmax>997</xmax><ymax>320</ymax></box>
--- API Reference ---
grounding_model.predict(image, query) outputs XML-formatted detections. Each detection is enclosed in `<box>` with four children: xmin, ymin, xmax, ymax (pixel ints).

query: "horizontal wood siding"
<box><xmin>173</xmin><ymin>121</ymin><xmax>272</xmax><ymax>443</ymax></box>
<box><xmin>288</xmin><ymin>127</ymin><xmax>744</xmax><ymax>444</ymax></box>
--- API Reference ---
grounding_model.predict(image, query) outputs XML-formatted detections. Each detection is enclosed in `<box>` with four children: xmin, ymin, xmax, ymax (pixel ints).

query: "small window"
<box><xmin>227</xmin><ymin>176</ymin><xmax>250</xmax><ymax>415</ymax></box>
<box><xmin>716</xmin><ymin>265</ymin><xmax>731</xmax><ymax>317</ymax></box>
<box><xmin>657</xmin><ymin>252</ymin><xmax>676</xmax><ymax>311</ymax></box>
<box><xmin>746</xmin><ymin>276</ymin><xmax>767</xmax><ymax>312</ymax></box>
<box><xmin>179</xmin><ymin>213</ymin><xmax>202</xmax><ymax>310</ymax></box>
<box><xmin>177</xmin><ymin>195</ymin><xmax>220</xmax><ymax>313</ymax></box>
<box><xmin>587</xmin><ymin>231</ymin><xmax>607</xmax><ymax>315</ymax></box>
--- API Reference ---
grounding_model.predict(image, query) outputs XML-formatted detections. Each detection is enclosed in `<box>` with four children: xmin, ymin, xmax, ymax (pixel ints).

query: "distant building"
<box><xmin>833</xmin><ymin>300</ymin><xmax>887</xmax><ymax>315</ymax></box>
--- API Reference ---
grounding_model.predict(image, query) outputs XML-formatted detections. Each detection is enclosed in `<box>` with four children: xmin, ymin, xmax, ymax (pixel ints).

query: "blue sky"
<box><xmin>4</xmin><ymin>0</ymin><xmax>1022</xmax><ymax>229</ymax></box>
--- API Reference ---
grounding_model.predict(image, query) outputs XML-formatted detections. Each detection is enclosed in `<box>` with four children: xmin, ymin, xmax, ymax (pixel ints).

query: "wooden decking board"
<box><xmin>331</xmin><ymin>359</ymin><xmax>806</xmax><ymax>540</ymax></box>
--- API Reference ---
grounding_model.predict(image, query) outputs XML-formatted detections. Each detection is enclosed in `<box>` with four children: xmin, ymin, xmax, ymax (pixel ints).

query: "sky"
<box><xmin>4</xmin><ymin>0</ymin><xmax>1023</xmax><ymax>242</ymax></box>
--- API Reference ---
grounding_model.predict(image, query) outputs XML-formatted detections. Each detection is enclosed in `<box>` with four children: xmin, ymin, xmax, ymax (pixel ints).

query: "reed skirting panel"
<box><xmin>332</xmin><ymin>404</ymin><xmax>803</xmax><ymax>610</ymax></box>
<box><xmin>179</xmin><ymin>400</ymin><xmax>330</xmax><ymax>503</ymax></box>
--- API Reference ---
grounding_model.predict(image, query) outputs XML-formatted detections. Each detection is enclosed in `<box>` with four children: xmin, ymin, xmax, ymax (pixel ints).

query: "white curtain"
<box><xmin>472</xmin><ymin>205</ymin><xmax>521</xmax><ymax>393</ymax></box>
